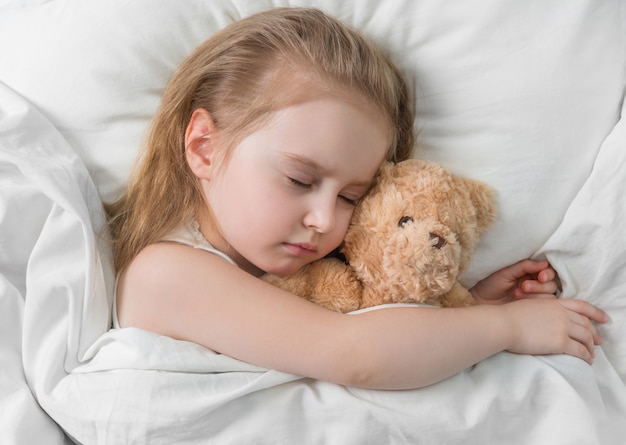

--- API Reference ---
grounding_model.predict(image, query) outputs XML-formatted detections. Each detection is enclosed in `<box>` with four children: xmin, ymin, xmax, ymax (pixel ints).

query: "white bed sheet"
<box><xmin>0</xmin><ymin>83</ymin><xmax>113</xmax><ymax>445</ymax></box>
<box><xmin>2</xmin><ymin>81</ymin><xmax>626</xmax><ymax>444</ymax></box>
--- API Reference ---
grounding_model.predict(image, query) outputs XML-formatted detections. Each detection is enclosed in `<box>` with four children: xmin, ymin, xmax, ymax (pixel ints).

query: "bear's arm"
<box><xmin>262</xmin><ymin>258</ymin><xmax>363</xmax><ymax>313</ymax></box>
<box><xmin>432</xmin><ymin>282</ymin><xmax>477</xmax><ymax>308</ymax></box>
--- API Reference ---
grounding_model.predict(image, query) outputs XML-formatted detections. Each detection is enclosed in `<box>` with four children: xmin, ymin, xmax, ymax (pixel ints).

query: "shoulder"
<box><xmin>116</xmin><ymin>242</ymin><xmax>238</xmax><ymax>329</ymax></box>
<box><xmin>125</xmin><ymin>242</ymin><xmax>230</xmax><ymax>284</ymax></box>
<box><xmin>131</xmin><ymin>240</ymin><xmax>211</xmax><ymax>261</ymax></box>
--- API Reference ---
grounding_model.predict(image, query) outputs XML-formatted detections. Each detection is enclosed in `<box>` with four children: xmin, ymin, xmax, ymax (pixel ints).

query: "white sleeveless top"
<box><xmin>112</xmin><ymin>220</ymin><xmax>237</xmax><ymax>329</ymax></box>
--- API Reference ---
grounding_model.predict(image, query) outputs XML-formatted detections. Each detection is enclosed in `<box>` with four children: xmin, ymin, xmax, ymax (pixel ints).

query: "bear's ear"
<box><xmin>375</xmin><ymin>161</ymin><xmax>395</xmax><ymax>181</ymax></box>
<box><xmin>367</xmin><ymin>161</ymin><xmax>396</xmax><ymax>193</ymax></box>
<box><xmin>462</xmin><ymin>178</ymin><xmax>496</xmax><ymax>233</ymax></box>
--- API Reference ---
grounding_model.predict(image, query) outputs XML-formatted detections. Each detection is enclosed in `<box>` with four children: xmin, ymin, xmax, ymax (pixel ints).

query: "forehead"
<box><xmin>262</xmin><ymin>65</ymin><xmax>392</xmax><ymax>137</ymax></box>
<box><xmin>217</xmin><ymin>66</ymin><xmax>394</xmax><ymax>170</ymax></box>
<box><xmin>269</xmin><ymin>96</ymin><xmax>389</xmax><ymax>159</ymax></box>
<box><xmin>226</xmin><ymin>95</ymin><xmax>390</xmax><ymax>186</ymax></box>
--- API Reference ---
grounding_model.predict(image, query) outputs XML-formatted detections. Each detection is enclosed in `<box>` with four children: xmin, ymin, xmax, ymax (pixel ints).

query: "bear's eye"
<box><xmin>398</xmin><ymin>216</ymin><xmax>414</xmax><ymax>227</ymax></box>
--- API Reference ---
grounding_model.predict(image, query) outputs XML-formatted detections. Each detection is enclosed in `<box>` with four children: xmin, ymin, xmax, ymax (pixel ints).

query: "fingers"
<box><xmin>537</xmin><ymin>266</ymin><xmax>556</xmax><ymax>283</ymax></box>
<box><xmin>512</xmin><ymin>260</ymin><xmax>558</xmax><ymax>299</ymax></box>
<box><xmin>514</xmin><ymin>289</ymin><xmax>556</xmax><ymax>300</ymax></box>
<box><xmin>560</xmin><ymin>298</ymin><xmax>609</xmax><ymax>324</ymax></box>
<box><xmin>515</xmin><ymin>278</ymin><xmax>558</xmax><ymax>299</ymax></box>
<box><xmin>569</xmin><ymin>311</ymin><xmax>602</xmax><ymax>346</ymax></box>
<box><xmin>565</xmin><ymin>317</ymin><xmax>602</xmax><ymax>364</ymax></box>
<box><xmin>562</xmin><ymin>332</ymin><xmax>594</xmax><ymax>365</ymax></box>
<box><xmin>563</xmin><ymin>300</ymin><xmax>609</xmax><ymax>364</ymax></box>
<box><xmin>506</xmin><ymin>259</ymin><xmax>549</xmax><ymax>280</ymax></box>
<box><xmin>505</xmin><ymin>298</ymin><xmax>608</xmax><ymax>365</ymax></box>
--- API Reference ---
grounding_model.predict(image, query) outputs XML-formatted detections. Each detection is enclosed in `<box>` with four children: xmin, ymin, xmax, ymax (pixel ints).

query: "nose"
<box><xmin>303</xmin><ymin>196</ymin><xmax>336</xmax><ymax>233</ymax></box>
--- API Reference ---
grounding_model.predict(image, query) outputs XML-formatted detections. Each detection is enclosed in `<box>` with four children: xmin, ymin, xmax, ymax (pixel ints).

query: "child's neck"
<box><xmin>196</xmin><ymin>210</ymin><xmax>265</xmax><ymax>277</ymax></box>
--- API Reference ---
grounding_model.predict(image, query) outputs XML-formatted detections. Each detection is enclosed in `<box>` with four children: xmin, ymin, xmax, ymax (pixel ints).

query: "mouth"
<box><xmin>283</xmin><ymin>242</ymin><xmax>318</xmax><ymax>257</ymax></box>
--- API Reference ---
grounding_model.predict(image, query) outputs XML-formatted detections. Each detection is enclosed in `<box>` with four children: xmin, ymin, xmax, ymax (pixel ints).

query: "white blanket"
<box><xmin>2</xmin><ymin>82</ymin><xmax>626</xmax><ymax>444</ymax></box>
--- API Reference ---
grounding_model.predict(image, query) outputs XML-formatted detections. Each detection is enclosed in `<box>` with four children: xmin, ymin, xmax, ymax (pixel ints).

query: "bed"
<box><xmin>1</xmin><ymin>0</ymin><xmax>625</xmax><ymax>443</ymax></box>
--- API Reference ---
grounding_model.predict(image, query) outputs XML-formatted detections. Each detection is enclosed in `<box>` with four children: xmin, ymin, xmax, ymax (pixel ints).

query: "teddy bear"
<box><xmin>262</xmin><ymin>159</ymin><xmax>496</xmax><ymax>313</ymax></box>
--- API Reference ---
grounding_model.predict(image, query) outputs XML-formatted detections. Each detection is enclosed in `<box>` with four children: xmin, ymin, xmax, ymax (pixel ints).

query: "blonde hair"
<box><xmin>106</xmin><ymin>7</ymin><xmax>415</xmax><ymax>272</ymax></box>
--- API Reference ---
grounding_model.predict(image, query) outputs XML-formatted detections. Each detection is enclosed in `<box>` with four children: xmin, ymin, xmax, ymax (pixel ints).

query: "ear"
<box><xmin>463</xmin><ymin>178</ymin><xmax>496</xmax><ymax>233</ymax></box>
<box><xmin>185</xmin><ymin>108</ymin><xmax>218</xmax><ymax>179</ymax></box>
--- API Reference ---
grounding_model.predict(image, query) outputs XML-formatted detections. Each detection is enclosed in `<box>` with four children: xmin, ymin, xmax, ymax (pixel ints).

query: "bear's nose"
<box><xmin>429</xmin><ymin>233</ymin><xmax>447</xmax><ymax>249</ymax></box>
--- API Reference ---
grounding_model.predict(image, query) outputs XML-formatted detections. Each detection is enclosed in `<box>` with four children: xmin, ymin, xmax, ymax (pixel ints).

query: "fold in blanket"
<box><xmin>0</xmin><ymin>82</ymin><xmax>113</xmax><ymax>444</ymax></box>
<box><xmin>538</xmin><ymin>98</ymin><xmax>626</xmax><ymax>380</ymax></box>
<box><xmin>2</xmin><ymin>82</ymin><xmax>626</xmax><ymax>444</ymax></box>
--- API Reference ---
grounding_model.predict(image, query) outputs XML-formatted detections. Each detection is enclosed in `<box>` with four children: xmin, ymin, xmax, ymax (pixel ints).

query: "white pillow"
<box><xmin>0</xmin><ymin>0</ymin><xmax>623</xmax><ymax>282</ymax></box>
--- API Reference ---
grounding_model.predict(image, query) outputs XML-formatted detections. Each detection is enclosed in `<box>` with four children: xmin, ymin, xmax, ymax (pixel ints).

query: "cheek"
<box><xmin>324</xmin><ymin>209</ymin><xmax>354</xmax><ymax>250</ymax></box>
<box><xmin>337</xmin><ymin>209</ymin><xmax>354</xmax><ymax>234</ymax></box>
<box><xmin>230</xmin><ymin>183</ymin><xmax>296</xmax><ymax>236</ymax></box>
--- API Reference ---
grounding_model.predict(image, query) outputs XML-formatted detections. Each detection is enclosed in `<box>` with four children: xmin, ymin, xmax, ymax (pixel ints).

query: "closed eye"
<box><xmin>288</xmin><ymin>177</ymin><xmax>312</xmax><ymax>189</ymax></box>
<box><xmin>339</xmin><ymin>195</ymin><xmax>360</xmax><ymax>206</ymax></box>
<box><xmin>288</xmin><ymin>176</ymin><xmax>362</xmax><ymax>206</ymax></box>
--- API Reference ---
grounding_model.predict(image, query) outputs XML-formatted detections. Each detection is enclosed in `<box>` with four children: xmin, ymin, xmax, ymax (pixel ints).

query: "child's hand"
<box><xmin>470</xmin><ymin>259</ymin><xmax>559</xmax><ymax>305</ymax></box>
<box><xmin>501</xmin><ymin>298</ymin><xmax>608</xmax><ymax>364</ymax></box>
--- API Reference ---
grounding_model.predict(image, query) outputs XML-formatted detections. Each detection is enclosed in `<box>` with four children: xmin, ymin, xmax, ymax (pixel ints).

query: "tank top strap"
<box><xmin>159</xmin><ymin>219</ymin><xmax>238</xmax><ymax>267</ymax></box>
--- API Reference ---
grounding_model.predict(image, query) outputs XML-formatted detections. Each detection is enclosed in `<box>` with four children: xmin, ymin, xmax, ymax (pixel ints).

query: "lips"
<box><xmin>283</xmin><ymin>242</ymin><xmax>318</xmax><ymax>257</ymax></box>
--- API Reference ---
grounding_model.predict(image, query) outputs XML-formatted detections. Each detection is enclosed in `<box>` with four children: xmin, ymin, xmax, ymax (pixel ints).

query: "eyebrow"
<box><xmin>279</xmin><ymin>152</ymin><xmax>373</xmax><ymax>188</ymax></box>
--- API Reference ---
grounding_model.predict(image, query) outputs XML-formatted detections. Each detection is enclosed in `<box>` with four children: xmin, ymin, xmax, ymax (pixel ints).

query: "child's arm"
<box><xmin>117</xmin><ymin>244</ymin><xmax>608</xmax><ymax>390</ymax></box>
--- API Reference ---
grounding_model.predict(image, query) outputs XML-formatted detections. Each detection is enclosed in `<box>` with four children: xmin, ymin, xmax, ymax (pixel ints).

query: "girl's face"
<box><xmin>199</xmin><ymin>96</ymin><xmax>391</xmax><ymax>277</ymax></box>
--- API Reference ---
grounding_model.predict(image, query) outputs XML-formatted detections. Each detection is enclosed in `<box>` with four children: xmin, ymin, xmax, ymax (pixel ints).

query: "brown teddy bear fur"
<box><xmin>263</xmin><ymin>159</ymin><xmax>496</xmax><ymax>313</ymax></box>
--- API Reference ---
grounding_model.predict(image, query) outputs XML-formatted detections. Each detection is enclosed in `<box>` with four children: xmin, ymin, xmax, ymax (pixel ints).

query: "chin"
<box><xmin>264</xmin><ymin>262</ymin><xmax>307</xmax><ymax>278</ymax></box>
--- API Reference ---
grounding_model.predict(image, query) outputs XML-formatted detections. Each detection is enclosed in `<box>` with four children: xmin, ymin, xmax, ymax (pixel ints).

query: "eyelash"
<box><xmin>288</xmin><ymin>177</ymin><xmax>311</xmax><ymax>188</ymax></box>
<box><xmin>340</xmin><ymin>195</ymin><xmax>359</xmax><ymax>206</ymax></box>
<box><xmin>288</xmin><ymin>177</ymin><xmax>360</xmax><ymax>206</ymax></box>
